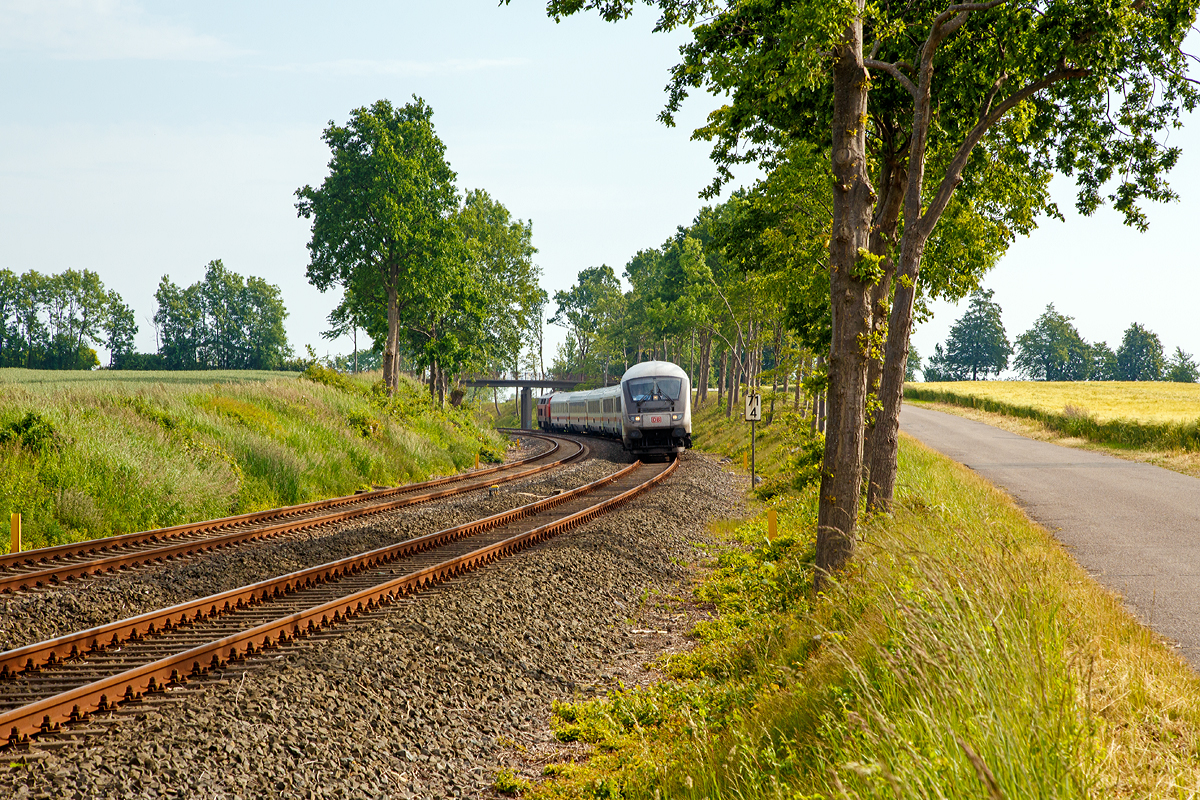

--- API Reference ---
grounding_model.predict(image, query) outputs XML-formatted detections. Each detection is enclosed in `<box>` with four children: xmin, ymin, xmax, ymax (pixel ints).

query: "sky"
<box><xmin>1</xmin><ymin>1</ymin><xmax>1198</xmax><ymax>374</ymax></box>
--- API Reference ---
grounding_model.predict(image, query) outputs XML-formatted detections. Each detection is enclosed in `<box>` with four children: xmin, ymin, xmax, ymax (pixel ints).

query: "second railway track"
<box><xmin>0</xmin><ymin>454</ymin><xmax>676</xmax><ymax>745</ymax></box>
<box><xmin>0</xmin><ymin>432</ymin><xmax>584</xmax><ymax>595</ymax></box>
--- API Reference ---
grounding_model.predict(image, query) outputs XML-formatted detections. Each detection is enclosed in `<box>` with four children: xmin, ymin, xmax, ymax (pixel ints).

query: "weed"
<box><xmin>0</xmin><ymin>411</ymin><xmax>61</xmax><ymax>454</ymax></box>
<box><xmin>493</xmin><ymin>768</ymin><xmax>529</xmax><ymax>796</ymax></box>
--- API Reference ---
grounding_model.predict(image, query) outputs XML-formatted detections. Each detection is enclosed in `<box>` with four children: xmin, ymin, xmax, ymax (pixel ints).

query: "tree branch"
<box><xmin>921</xmin><ymin>64</ymin><xmax>1089</xmax><ymax>237</ymax></box>
<box><xmin>865</xmin><ymin>59</ymin><xmax>918</xmax><ymax>97</ymax></box>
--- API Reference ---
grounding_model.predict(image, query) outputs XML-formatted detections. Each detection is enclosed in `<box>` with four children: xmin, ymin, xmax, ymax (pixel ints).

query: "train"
<box><xmin>536</xmin><ymin>360</ymin><xmax>693</xmax><ymax>456</ymax></box>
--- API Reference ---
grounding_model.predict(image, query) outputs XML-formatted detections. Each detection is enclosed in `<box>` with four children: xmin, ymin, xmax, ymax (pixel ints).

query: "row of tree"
<box><xmin>0</xmin><ymin>263</ymin><xmax>294</xmax><ymax>372</ymax></box>
<box><xmin>517</xmin><ymin>0</ymin><xmax>1196</xmax><ymax>582</ymax></box>
<box><xmin>152</xmin><ymin>260</ymin><xmax>292</xmax><ymax>371</ymax></box>
<box><xmin>297</xmin><ymin>98</ymin><xmax>546</xmax><ymax>402</ymax></box>
<box><xmin>923</xmin><ymin>292</ymin><xmax>1199</xmax><ymax>382</ymax></box>
<box><xmin>0</xmin><ymin>269</ymin><xmax>135</xmax><ymax>370</ymax></box>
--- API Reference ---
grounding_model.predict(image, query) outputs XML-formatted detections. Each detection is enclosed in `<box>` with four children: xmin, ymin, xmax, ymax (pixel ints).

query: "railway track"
<box><xmin>0</xmin><ymin>454</ymin><xmax>676</xmax><ymax>746</ymax></box>
<box><xmin>0</xmin><ymin>432</ymin><xmax>583</xmax><ymax>595</ymax></box>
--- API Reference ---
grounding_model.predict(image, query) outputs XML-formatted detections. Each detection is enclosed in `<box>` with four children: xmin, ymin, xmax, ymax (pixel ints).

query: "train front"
<box><xmin>620</xmin><ymin>361</ymin><xmax>692</xmax><ymax>456</ymax></box>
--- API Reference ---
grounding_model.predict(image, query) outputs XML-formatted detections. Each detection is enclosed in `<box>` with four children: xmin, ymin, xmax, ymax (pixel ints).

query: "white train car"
<box><xmin>537</xmin><ymin>361</ymin><xmax>692</xmax><ymax>456</ymax></box>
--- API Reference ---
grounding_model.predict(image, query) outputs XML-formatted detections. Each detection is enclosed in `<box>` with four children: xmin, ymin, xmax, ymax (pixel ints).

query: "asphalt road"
<box><xmin>900</xmin><ymin>403</ymin><xmax>1200</xmax><ymax>668</ymax></box>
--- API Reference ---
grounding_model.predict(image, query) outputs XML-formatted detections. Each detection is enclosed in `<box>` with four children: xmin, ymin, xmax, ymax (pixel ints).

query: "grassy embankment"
<box><xmin>0</xmin><ymin>367</ymin><xmax>507</xmax><ymax>553</ymax></box>
<box><xmin>507</xmin><ymin>392</ymin><xmax>1200</xmax><ymax>798</ymax></box>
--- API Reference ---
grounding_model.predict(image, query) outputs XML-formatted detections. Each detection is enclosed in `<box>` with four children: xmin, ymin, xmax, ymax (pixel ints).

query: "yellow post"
<box><xmin>10</xmin><ymin>513</ymin><xmax>20</xmax><ymax>555</ymax></box>
<box><xmin>767</xmin><ymin>508</ymin><xmax>777</xmax><ymax>542</ymax></box>
<box><xmin>474</xmin><ymin>453</ymin><xmax>480</xmax><ymax>469</ymax></box>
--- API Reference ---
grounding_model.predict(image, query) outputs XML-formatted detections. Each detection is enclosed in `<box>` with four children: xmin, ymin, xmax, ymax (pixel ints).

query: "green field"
<box><xmin>0</xmin><ymin>368</ymin><xmax>297</xmax><ymax>386</ymax></box>
<box><xmin>0</xmin><ymin>367</ymin><xmax>505</xmax><ymax>553</ymax></box>
<box><xmin>906</xmin><ymin>381</ymin><xmax>1200</xmax><ymax>451</ymax></box>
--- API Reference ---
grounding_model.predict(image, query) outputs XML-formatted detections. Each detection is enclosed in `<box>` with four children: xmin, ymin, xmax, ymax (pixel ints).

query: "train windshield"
<box><xmin>627</xmin><ymin>377</ymin><xmax>683</xmax><ymax>402</ymax></box>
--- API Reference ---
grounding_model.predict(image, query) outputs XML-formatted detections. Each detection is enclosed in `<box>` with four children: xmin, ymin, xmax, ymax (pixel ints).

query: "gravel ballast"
<box><xmin>2</xmin><ymin>441</ymin><xmax>742</xmax><ymax>799</ymax></box>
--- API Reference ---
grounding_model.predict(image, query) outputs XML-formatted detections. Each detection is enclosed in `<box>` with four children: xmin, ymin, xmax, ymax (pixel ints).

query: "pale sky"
<box><xmin>1</xmin><ymin>1</ymin><xmax>1196</xmax><ymax>371</ymax></box>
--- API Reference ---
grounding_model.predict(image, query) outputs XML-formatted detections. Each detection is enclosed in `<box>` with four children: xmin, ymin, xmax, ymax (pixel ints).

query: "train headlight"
<box><xmin>671</xmin><ymin>413</ymin><xmax>683</xmax><ymax>421</ymax></box>
<box><xmin>629</xmin><ymin>415</ymin><xmax>642</xmax><ymax>423</ymax></box>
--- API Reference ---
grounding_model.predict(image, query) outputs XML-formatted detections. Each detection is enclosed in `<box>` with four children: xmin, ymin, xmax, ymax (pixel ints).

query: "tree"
<box><xmin>549</xmin><ymin>266</ymin><xmax>622</xmax><ymax>375</ymax></box>
<box><xmin>103</xmin><ymin>290</ymin><xmax>138</xmax><ymax>368</ymax></box>
<box><xmin>297</xmin><ymin>97</ymin><xmax>459</xmax><ymax>395</ymax></box>
<box><xmin>455</xmin><ymin>188</ymin><xmax>544</xmax><ymax>383</ymax></box>
<box><xmin>532</xmin><ymin>0</ymin><xmax>1198</xmax><ymax>580</ymax></box>
<box><xmin>1166</xmin><ymin>347</ymin><xmax>1199</xmax><ymax>383</ymax></box>
<box><xmin>1013</xmin><ymin>304</ymin><xmax>1092</xmax><ymax>380</ymax></box>
<box><xmin>905</xmin><ymin>345</ymin><xmax>921</xmax><ymax>382</ymax></box>
<box><xmin>1090</xmin><ymin>341</ymin><xmax>1120</xmax><ymax>381</ymax></box>
<box><xmin>941</xmin><ymin>289</ymin><xmax>1010</xmax><ymax>380</ymax></box>
<box><xmin>154</xmin><ymin>262</ymin><xmax>291</xmax><ymax>370</ymax></box>
<box><xmin>921</xmin><ymin>343</ymin><xmax>958</xmax><ymax>382</ymax></box>
<box><xmin>1116</xmin><ymin>323</ymin><xmax>1165</xmax><ymax>381</ymax></box>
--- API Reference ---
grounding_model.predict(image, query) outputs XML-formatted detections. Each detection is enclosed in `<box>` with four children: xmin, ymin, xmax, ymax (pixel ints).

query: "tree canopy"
<box><xmin>153</xmin><ymin>261</ymin><xmax>291</xmax><ymax>371</ymax></box>
<box><xmin>298</xmin><ymin>97</ymin><xmax>460</xmax><ymax>395</ymax></box>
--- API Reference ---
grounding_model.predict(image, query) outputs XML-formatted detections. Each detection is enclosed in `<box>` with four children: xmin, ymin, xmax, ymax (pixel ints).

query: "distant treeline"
<box><xmin>922</xmin><ymin>291</ymin><xmax>1198</xmax><ymax>382</ymax></box>
<box><xmin>0</xmin><ymin>261</ymin><xmax>296</xmax><ymax>372</ymax></box>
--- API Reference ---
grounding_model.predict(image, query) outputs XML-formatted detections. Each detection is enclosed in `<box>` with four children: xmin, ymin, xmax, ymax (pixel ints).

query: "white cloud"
<box><xmin>0</xmin><ymin>0</ymin><xmax>239</xmax><ymax>61</ymax></box>
<box><xmin>267</xmin><ymin>57</ymin><xmax>530</xmax><ymax>78</ymax></box>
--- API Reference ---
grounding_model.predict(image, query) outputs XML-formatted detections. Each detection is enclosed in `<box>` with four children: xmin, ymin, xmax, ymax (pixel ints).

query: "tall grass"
<box><xmin>529</xmin><ymin>427</ymin><xmax>1200</xmax><ymax>798</ymax></box>
<box><xmin>907</xmin><ymin>382</ymin><xmax>1200</xmax><ymax>451</ymax></box>
<box><xmin>0</xmin><ymin>368</ymin><xmax>506</xmax><ymax>552</ymax></box>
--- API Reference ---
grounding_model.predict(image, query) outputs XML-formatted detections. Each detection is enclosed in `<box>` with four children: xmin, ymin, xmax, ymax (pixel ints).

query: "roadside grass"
<box><xmin>909</xmin><ymin>399</ymin><xmax>1200</xmax><ymax>481</ymax></box>
<box><xmin>0</xmin><ymin>367</ymin><xmax>507</xmax><ymax>553</ymax></box>
<box><xmin>906</xmin><ymin>381</ymin><xmax>1200</xmax><ymax>451</ymax></box>
<box><xmin>524</xmin><ymin>415</ymin><xmax>1200</xmax><ymax>798</ymax></box>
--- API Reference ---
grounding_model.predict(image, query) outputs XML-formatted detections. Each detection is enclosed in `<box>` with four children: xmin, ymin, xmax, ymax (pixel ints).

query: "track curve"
<box><xmin>0</xmin><ymin>454</ymin><xmax>676</xmax><ymax>745</ymax></box>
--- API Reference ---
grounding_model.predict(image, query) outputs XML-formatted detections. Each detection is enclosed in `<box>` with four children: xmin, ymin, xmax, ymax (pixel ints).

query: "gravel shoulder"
<box><xmin>1</xmin><ymin>441</ymin><xmax>742</xmax><ymax>799</ymax></box>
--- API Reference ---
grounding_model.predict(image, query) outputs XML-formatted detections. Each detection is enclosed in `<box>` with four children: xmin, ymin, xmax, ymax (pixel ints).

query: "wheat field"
<box><xmin>908</xmin><ymin>381</ymin><xmax>1200</xmax><ymax>424</ymax></box>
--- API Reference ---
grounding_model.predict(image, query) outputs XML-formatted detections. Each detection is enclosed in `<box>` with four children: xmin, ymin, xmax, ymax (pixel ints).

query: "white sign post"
<box><xmin>745</xmin><ymin>393</ymin><xmax>761</xmax><ymax>489</ymax></box>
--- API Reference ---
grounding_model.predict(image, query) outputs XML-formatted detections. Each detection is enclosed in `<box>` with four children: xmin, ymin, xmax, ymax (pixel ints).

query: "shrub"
<box><xmin>0</xmin><ymin>411</ymin><xmax>61</xmax><ymax>454</ymax></box>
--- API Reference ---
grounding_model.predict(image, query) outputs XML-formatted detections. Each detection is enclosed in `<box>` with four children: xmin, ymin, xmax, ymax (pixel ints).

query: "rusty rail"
<box><xmin>0</xmin><ymin>456</ymin><xmax>676</xmax><ymax>745</ymax></box>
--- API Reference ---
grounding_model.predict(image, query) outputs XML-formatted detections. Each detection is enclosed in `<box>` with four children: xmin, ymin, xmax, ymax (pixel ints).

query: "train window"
<box><xmin>588</xmin><ymin>400</ymin><xmax>600</xmax><ymax>413</ymax></box>
<box><xmin>602</xmin><ymin>398</ymin><xmax>612</xmax><ymax>413</ymax></box>
<box><xmin>615</xmin><ymin>397</ymin><xmax>621</xmax><ymax>413</ymax></box>
<box><xmin>627</xmin><ymin>377</ymin><xmax>682</xmax><ymax>402</ymax></box>
<box><xmin>570</xmin><ymin>401</ymin><xmax>585</xmax><ymax>414</ymax></box>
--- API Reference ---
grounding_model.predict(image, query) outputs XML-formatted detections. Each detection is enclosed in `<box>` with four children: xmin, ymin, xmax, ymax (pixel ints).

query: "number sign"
<box><xmin>744</xmin><ymin>393</ymin><xmax>762</xmax><ymax>422</ymax></box>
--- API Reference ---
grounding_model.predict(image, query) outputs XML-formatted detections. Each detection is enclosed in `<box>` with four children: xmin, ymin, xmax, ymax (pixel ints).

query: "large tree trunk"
<box><xmin>383</xmin><ymin>281</ymin><xmax>400</xmax><ymax>395</ymax></box>
<box><xmin>816</xmin><ymin>11</ymin><xmax>876</xmax><ymax>586</ymax></box>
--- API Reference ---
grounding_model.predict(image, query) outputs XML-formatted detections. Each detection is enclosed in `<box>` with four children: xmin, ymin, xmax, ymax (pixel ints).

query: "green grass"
<box><xmin>0</xmin><ymin>367</ymin><xmax>507</xmax><ymax>553</ymax></box>
<box><xmin>525</xmin><ymin>411</ymin><xmax>1200</xmax><ymax>798</ymax></box>
<box><xmin>907</xmin><ymin>381</ymin><xmax>1200</xmax><ymax>451</ymax></box>
<box><xmin>0</xmin><ymin>368</ymin><xmax>293</xmax><ymax>386</ymax></box>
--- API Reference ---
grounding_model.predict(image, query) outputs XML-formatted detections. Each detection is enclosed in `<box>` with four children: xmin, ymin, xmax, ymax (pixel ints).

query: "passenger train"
<box><xmin>536</xmin><ymin>361</ymin><xmax>692</xmax><ymax>456</ymax></box>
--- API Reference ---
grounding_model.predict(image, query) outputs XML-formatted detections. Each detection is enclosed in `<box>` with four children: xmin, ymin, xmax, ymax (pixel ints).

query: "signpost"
<box><xmin>744</xmin><ymin>392</ymin><xmax>761</xmax><ymax>489</ymax></box>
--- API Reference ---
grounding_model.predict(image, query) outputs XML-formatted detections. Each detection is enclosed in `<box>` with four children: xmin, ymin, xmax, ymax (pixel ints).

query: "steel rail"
<box><xmin>0</xmin><ymin>457</ymin><xmax>677</xmax><ymax>745</ymax></box>
<box><xmin>0</xmin><ymin>434</ymin><xmax>584</xmax><ymax>595</ymax></box>
<box><xmin>0</xmin><ymin>457</ymin><xmax>641</xmax><ymax>679</ymax></box>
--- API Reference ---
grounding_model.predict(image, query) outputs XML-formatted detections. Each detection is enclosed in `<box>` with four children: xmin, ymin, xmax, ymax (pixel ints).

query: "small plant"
<box><xmin>0</xmin><ymin>411</ymin><xmax>61</xmax><ymax>454</ymax></box>
<box><xmin>301</xmin><ymin>363</ymin><xmax>360</xmax><ymax>394</ymax></box>
<box><xmin>346</xmin><ymin>410</ymin><xmax>381</xmax><ymax>438</ymax></box>
<box><xmin>493</xmin><ymin>768</ymin><xmax>529</xmax><ymax>796</ymax></box>
<box><xmin>1062</xmin><ymin>403</ymin><xmax>1091</xmax><ymax>420</ymax></box>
